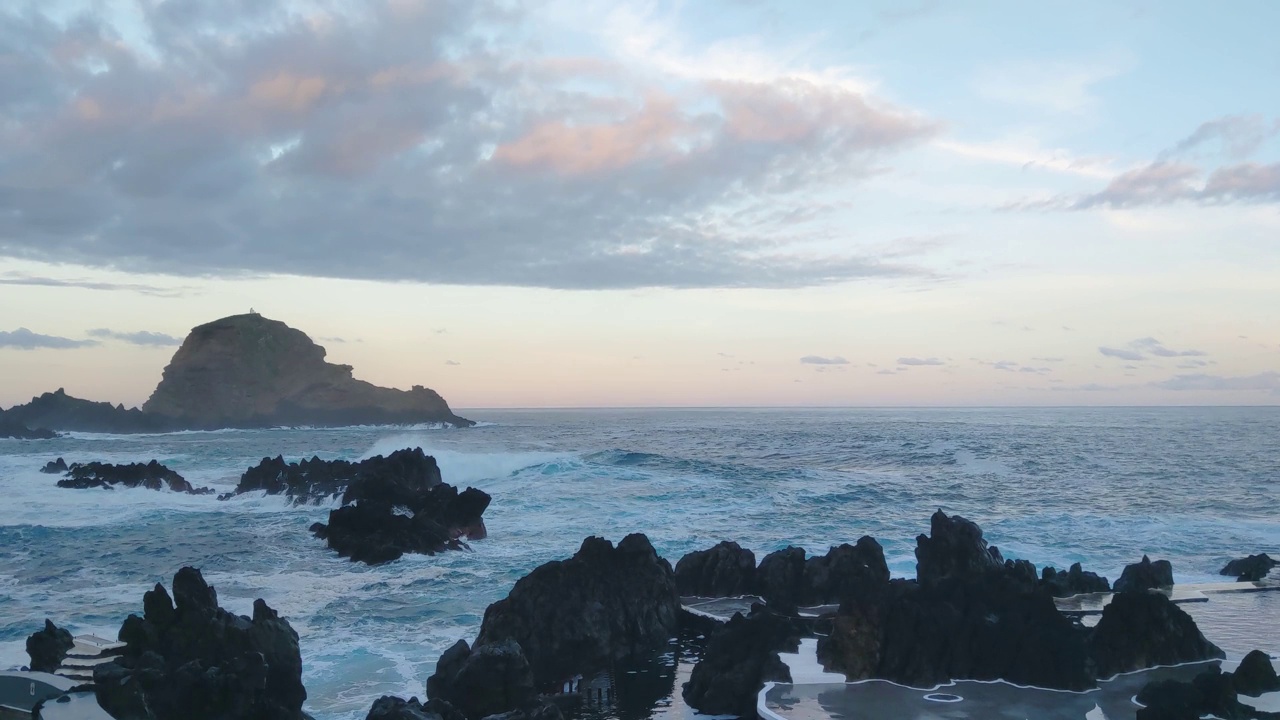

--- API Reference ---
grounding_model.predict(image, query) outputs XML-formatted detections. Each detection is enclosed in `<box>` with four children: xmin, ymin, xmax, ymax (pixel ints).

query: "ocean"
<box><xmin>1</xmin><ymin>407</ymin><xmax>1278</xmax><ymax>719</ymax></box>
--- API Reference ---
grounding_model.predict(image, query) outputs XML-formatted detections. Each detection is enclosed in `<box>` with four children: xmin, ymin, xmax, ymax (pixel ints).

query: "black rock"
<box><xmin>1233</xmin><ymin>650</ymin><xmax>1280</xmax><ymax>697</ymax></box>
<box><xmin>915</xmin><ymin>510</ymin><xmax>1005</xmax><ymax>586</ymax></box>
<box><xmin>40</xmin><ymin>457</ymin><xmax>69</xmax><ymax>474</ymax></box>
<box><xmin>1088</xmin><ymin>590</ymin><xmax>1224</xmax><ymax>679</ymax></box>
<box><xmin>1</xmin><ymin>388</ymin><xmax>173</xmax><ymax>434</ymax></box>
<box><xmin>755</xmin><ymin>546</ymin><xmax>807</xmax><ymax>608</ymax></box>
<box><xmin>466</xmin><ymin>534</ymin><xmax>679</xmax><ymax>689</ymax></box>
<box><xmin>1135</xmin><ymin>668</ymin><xmax>1267</xmax><ymax>720</ymax></box>
<box><xmin>1221</xmin><ymin>554</ymin><xmax>1277</xmax><ymax>582</ymax></box>
<box><xmin>801</xmin><ymin>537</ymin><xmax>891</xmax><ymax>605</ymax></box>
<box><xmin>93</xmin><ymin>566</ymin><xmax>308</xmax><ymax>720</ymax></box>
<box><xmin>26</xmin><ymin>619</ymin><xmax>74</xmax><ymax>673</ymax></box>
<box><xmin>424</xmin><ymin>639</ymin><xmax>537</xmax><ymax>720</ymax></box>
<box><xmin>1040</xmin><ymin>563</ymin><xmax>1111</xmax><ymax>597</ymax></box>
<box><xmin>365</xmin><ymin>695</ymin><xmax>467</xmax><ymax>720</ymax></box>
<box><xmin>0</xmin><ymin>413</ymin><xmax>57</xmax><ymax>439</ymax></box>
<box><xmin>243</xmin><ymin>449</ymin><xmax>489</xmax><ymax>565</ymax></box>
<box><xmin>1114</xmin><ymin>555</ymin><xmax>1175</xmax><ymax>593</ymax></box>
<box><xmin>681</xmin><ymin>606</ymin><xmax>799</xmax><ymax>716</ymax></box>
<box><xmin>674</xmin><ymin>541</ymin><xmax>756</xmax><ymax>597</ymax></box>
<box><xmin>55</xmin><ymin>460</ymin><xmax>213</xmax><ymax>494</ymax></box>
<box><xmin>818</xmin><ymin>570</ymin><xmax>1094</xmax><ymax>691</ymax></box>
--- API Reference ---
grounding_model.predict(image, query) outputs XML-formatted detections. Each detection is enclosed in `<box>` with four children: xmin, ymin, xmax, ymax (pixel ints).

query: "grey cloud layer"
<box><xmin>0</xmin><ymin>2</ymin><xmax>936</xmax><ymax>290</ymax></box>
<box><xmin>800</xmin><ymin>355</ymin><xmax>849</xmax><ymax>365</ymax></box>
<box><xmin>1099</xmin><ymin>338</ymin><xmax>1205</xmax><ymax>362</ymax></box>
<box><xmin>0</xmin><ymin>328</ymin><xmax>97</xmax><ymax>350</ymax></box>
<box><xmin>897</xmin><ymin>357</ymin><xmax>944</xmax><ymax>366</ymax></box>
<box><xmin>87</xmin><ymin>328</ymin><xmax>182</xmax><ymax>346</ymax></box>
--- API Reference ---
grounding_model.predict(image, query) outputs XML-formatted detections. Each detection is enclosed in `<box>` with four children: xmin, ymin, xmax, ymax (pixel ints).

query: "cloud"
<box><xmin>1051</xmin><ymin>383</ymin><xmax>1120</xmax><ymax>392</ymax></box>
<box><xmin>1012</xmin><ymin>159</ymin><xmax>1280</xmax><ymax>211</ymax></box>
<box><xmin>317</xmin><ymin>336</ymin><xmax>347</xmax><ymax>344</ymax></box>
<box><xmin>897</xmin><ymin>357</ymin><xmax>944</xmax><ymax>366</ymax></box>
<box><xmin>87</xmin><ymin>328</ymin><xmax>182</xmax><ymax>346</ymax></box>
<box><xmin>0</xmin><ymin>272</ymin><xmax>189</xmax><ymax>297</ymax></box>
<box><xmin>444</xmin><ymin>360</ymin><xmax>461</xmax><ymax>366</ymax></box>
<box><xmin>0</xmin><ymin>1</ymin><xmax>937</xmax><ymax>290</ymax></box>
<box><xmin>800</xmin><ymin>355</ymin><xmax>849</xmax><ymax>365</ymax></box>
<box><xmin>1099</xmin><ymin>346</ymin><xmax>1144</xmax><ymax>361</ymax></box>
<box><xmin>1151</xmin><ymin>372</ymin><xmax>1280</xmax><ymax>392</ymax></box>
<box><xmin>0</xmin><ymin>328</ymin><xmax>98</xmax><ymax>350</ymax></box>
<box><xmin>1031</xmin><ymin>356</ymin><xmax>1065</xmax><ymax>362</ymax></box>
<box><xmin>1162</xmin><ymin>115</ymin><xmax>1280</xmax><ymax>160</ymax></box>
<box><xmin>1100</xmin><ymin>338</ymin><xmax>1206</xmax><ymax>362</ymax></box>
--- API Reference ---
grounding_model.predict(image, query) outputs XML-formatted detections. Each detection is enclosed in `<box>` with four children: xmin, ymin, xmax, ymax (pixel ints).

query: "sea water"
<box><xmin>0</xmin><ymin>407</ymin><xmax>1277</xmax><ymax>719</ymax></box>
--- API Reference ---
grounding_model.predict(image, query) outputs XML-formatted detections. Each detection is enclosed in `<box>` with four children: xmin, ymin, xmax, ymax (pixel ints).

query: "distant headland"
<box><xmin>0</xmin><ymin>313</ymin><xmax>473</xmax><ymax>436</ymax></box>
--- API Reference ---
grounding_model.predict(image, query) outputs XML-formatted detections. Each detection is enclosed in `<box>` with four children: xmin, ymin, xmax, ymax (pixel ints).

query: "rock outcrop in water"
<box><xmin>419</xmin><ymin>534</ymin><xmax>678</xmax><ymax>720</ymax></box>
<box><xmin>0</xmin><ymin>413</ymin><xmax>57</xmax><ymax>439</ymax></box>
<box><xmin>2</xmin><ymin>314</ymin><xmax>473</xmax><ymax>433</ymax></box>
<box><xmin>681</xmin><ymin>605</ymin><xmax>801</xmax><ymax>716</ymax></box>
<box><xmin>1040</xmin><ymin>562</ymin><xmax>1111</xmax><ymax>597</ymax></box>
<box><xmin>1</xmin><ymin>388</ymin><xmax>172</xmax><ymax>434</ymax></box>
<box><xmin>26</xmin><ymin>619</ymin><xmax>74</xmax><ymax>674</ymax></box>
<box><xmin>366</xmin><ymin>695</ymin><xmax>469</xmax><ymax>720</ymax></box>
<box><xmin>1114</xmin><ymin>555</ymin><xmax>1175</xmax><ymax>593</ymax></box>
<box><xmin>1221</xmin><ymin>554</ymin><xmax>1277</xmax><ymax>582</ymax></box>
<box><xmin>93</xmin><ymin>567</ymin><xmax>307</xmax><ymax>720</ymax></box>
<box><xmin>143</xmin><ymin>313</ymin><xmax>472</xmax><ymax>429</ymax></box>
<box><xmin>41</xmin><ymin>457</ymin><xmax>68</xmax><ymax>474</ymax></box>
<box><xmin>225</xmin><ymin>448</ymin><xmax>489</xmax><ymax>564</ymax></box>
<box><xmin>51</xmin><ymin>460</ymin><xmax>213</xmax><ymax>494</ymax></box>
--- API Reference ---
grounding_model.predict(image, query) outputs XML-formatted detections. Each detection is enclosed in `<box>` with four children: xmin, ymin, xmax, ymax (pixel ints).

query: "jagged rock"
<box><xmin>1233</xmin><ymin>650</ymin><xmax>1280</xmax><ymax>696</ymax></box>
<box><xmin>1135</xmin><ymin>667</ymin><xmax>1277</xmax><ymax>720</ymax></box>
<box><xmin>1088</xmin><ymin>590</ymin><xmax>1223</xmax><ymax>678</ymax></box>
<box><xmin>0</xmin><ymin>413</ymin><xmax>57</xmax><ymax>439</ymax></box>
<box><xmin>424</xmin><ymin>639</ymin><xmax>542</xmax><ymax>720</ymax></box>
<box><xmin>265</xmin><ymin>449</ymin><xmax>491</xmax><ymax>564</ymax></box>
<box><xmin>365</xmin><ymin>695</ymin><xmax>466</xmax><ymax>720</ymax></box>
<box><xmin>1040</xmin><ymin>563</ymin><xmax>1111</xmax><ymax>597</ymax></box>
<box><xmin>1</xmin><ymin>388</ymin><xmax>170</xmax><ymax>434</ymax></box>
<box><xmin>801</xmin><ymin>538</ymin><xmax>891</xmax><ymax>605</ymax></box>
<box><xmin>55</xmin><ymin>460</ymin><xmax>212</xmax><ymax>494</ymax></box>
<box><xmin>26</xmin><ymin>619</ymin><xmax>74</xmax><ymax>673</ymax></box>
<box><xmin>1221</xmin><ymin>554</ymin><xmax>1277</xmax><ymax>582</ymax></box>
<box><xmin>755</xmin><ymin>547</ymin><xmax>807</xmax><ymax>608</ymax></box>
<box><xmin>143</xmin><ymin>313</ymin><xmax>472</xmax><ymax>429</ymax></box>
<box><xmin>40</xmin><ymin>457</ymin><xmax>68</xmax><ymax>474</ymax></box>
<box><xmin>223</xmin><ymin>448</ymin><xmax>446</xmax><ymax>504</ymax></box>
<box><xmin>817</xmin><ymin>570</ymin><xmax>1093</xmax><ymax>691</ymax></box>
<box><xmin>93</xmin><ymin>567</ymin><xmax>307</xmax><ymax>720</ymax></box>
<box><xmin>681</xmin><ymin>606</ymin><xmax>799</xmax><ymax>716</ymax></box>
<box><xmin>675</xmin><ymin>541</ymin><xmax>756</xmax><ymax>597</ymax></box>
<box><xmin>467</xmin><ymin>534</ymin><xmax>679</xmax><ymax>688</ymax></box>
<box><xmin>1114</xmin><ymin>555</ymin><xmax>1175</xmax><ymax>593</ymax></box>
<box><xmin>915</xmin><ymin>510</ymin><xmax>1005</xmax><ymax>585</ymax></box>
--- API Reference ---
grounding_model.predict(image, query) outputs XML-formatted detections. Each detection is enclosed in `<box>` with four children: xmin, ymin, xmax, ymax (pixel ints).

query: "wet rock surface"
<box><xmin>54</xmin><ymin>460</ymin><xmax>213</xmax><ymax>494</ymax></box>
<box><xmin>1221</xmin><ymin>554</ymin><xmax>1277</xmax><ymax>582</ymax></box>
<box><xmin>93</xmin><ymin>566</ymin><xmax>307</xmax><ymax>720</ymax></box>
<box><xmin>1135</xmin><ymin>653</ymin><xmax>1280</xmax><ymax>720</ymax></box>
<box><xmin>1115</xmin><ymin>555</ymin><xmax>1175</xmax><ymax>593</ymax></box>
<box><xmin>681</xmin><ymin>606</ymin><xmax>800</xmax><ymax>717</ymax></box>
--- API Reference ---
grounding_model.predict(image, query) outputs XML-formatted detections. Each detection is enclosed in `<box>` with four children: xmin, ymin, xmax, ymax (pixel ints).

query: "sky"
<box><xmin>0</xmin><ymin>0</ymin><xmax>1278</xmax><ymax>409</ymax></box>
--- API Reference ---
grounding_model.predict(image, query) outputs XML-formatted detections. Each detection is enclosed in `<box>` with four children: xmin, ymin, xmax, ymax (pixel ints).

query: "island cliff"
<box><xmin>0</xmin><ymin>313</ymin><xmax>472</xmax><ymax>432</ymax></box>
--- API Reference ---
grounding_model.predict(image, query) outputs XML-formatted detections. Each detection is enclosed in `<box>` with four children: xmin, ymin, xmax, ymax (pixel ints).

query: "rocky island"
<box><xmin>0</xmin><ymin>313</ymin><xmax>472</xmax><ymax>433</ymax></box>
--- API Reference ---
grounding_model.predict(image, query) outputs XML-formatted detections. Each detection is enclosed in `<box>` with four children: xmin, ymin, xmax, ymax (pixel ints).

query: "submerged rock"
<box><xmin>1221</xmin><ymin>554</ymin><xmax>1277</xmax><ymax>582</ymax></box>
<box><xmin>1135</xmin><ymin>655</ymin><xmax>1280</xmax><ymax>720</ymax></box>
<box><xmin>1114</xmin><ymin>555</ymin><xmax>1175</xmax><ymax>593</ymax></box>
<box><xmin>55</xmin><ymin>460</ymin><xmax>213</xmax><ymax>494</ymax></box>
<box><xmin>681</xmin><ymin>606</ymin><xmax>799</xmax><ymax>717</ymax></box>
<box><xmin>26</xmin><ymin>619</ymin><xmax>74</xmax><ymax>674</ymax></box>
<box><xmin>93</xmin><ymin>566</ymin><xmax>307</xmax><ymax>720</ymax></box>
